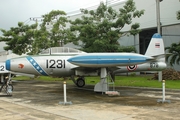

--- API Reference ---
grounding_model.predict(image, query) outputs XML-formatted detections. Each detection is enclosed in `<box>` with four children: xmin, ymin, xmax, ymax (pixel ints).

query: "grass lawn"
<box><xmin>84</xmin><ymin>75</ymin><xmax>180</xmax><ymax>89</ymax></box>
<box><xmin>12</xmin><ymin>75</ymin><xmax>180</xmax><ymax>89</ymax></box>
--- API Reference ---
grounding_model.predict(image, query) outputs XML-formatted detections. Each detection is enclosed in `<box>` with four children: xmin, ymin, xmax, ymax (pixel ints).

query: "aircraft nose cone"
<box><xmin>5</xmin><ymin>59</ymin><xmax>11</xmax><ymax>70</ymax></box>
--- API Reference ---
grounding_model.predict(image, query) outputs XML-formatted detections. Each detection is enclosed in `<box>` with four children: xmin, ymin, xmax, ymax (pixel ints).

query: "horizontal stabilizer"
<box><xmin>152</xmin><ymin>53</ymin><xmax>172</xmax><ymax>60</ymax></box>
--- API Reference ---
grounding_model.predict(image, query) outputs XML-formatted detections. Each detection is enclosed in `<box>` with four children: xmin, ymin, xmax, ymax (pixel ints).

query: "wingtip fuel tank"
<box><xmin>67</xmin><ymin>53</ymin><xmax>154</xmax><ymax>67</ymax></box>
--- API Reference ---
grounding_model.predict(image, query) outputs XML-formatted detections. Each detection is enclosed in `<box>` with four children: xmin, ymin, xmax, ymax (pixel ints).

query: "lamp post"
<box><xmin>156</xmin><ymin>0</ymin><xmax>162</xmax><ymax>35</ymax></box>
<box><xmin>156</xmin><ymin>0</ymin><xmax>163</xmax><ymax>82</ymax></box>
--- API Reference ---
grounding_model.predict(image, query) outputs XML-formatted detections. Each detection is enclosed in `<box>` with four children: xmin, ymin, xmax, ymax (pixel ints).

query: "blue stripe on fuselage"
<box><xmin>26</xmin><ymin>56</ymin><xmax>48</xmax><ymax>76</ymax></box>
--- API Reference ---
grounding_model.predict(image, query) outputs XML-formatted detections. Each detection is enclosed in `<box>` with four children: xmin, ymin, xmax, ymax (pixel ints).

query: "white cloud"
<box><xmin>0</xmin><ymin>0</ymin><xmax>103</xmax><ymax>30</ymax></box>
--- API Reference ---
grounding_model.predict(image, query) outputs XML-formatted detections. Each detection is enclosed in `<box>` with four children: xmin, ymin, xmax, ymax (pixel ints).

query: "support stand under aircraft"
<box><xmin>94</xmin><ymin>68</ymin><xmax>108</xmax><ymax>92</ymax></box>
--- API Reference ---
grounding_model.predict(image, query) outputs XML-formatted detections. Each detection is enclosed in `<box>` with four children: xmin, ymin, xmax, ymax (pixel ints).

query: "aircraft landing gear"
<box><xmin>0</xmin><ymin>74</ymin><xmax>13</xmax><ymax>95</ymax></box>
<box><xmin>0</xmin><ymin>83</ymin><xmax>13</xmax><ymax>95</ymax></box>
<box><xmin>71</xmin><ymin>76</ymin><xmax>85</xmax><ymax>87</ymax></box>
<box><xmin>76</xmin><ymin>77</ymin><xmax>85</xmax><ymax>87</ymax></box>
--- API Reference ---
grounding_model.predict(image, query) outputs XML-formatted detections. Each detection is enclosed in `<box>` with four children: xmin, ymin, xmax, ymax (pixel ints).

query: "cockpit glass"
<box><xmin>39</xmin><ymin>47</ymin><xmax>85</xmax><ymax>55</ymax></box>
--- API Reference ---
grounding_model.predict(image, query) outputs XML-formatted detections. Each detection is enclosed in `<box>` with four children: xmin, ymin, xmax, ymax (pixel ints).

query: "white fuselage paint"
<box><xmin>6</xmin><ymin>55</ymin><xmax>166</xmax><ymax>77</ymax></box>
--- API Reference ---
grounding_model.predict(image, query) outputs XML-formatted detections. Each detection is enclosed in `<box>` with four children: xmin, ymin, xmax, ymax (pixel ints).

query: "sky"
<box><xmin>0</xmin><ymin>0</ymin><xmax>108</xmax><ymax>51</ymax></box>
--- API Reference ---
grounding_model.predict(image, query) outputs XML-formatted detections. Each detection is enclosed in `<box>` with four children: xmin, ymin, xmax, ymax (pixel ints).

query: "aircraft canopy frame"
<box><xmin>39</xmin><ymin>47</ymin><xmax>86</xmax><ymax>55</ymax></box>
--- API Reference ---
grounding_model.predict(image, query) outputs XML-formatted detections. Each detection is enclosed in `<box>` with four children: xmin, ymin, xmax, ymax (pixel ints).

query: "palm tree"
<box><xmin>165</xmin><ymin>42</ymin><xmax>180</xmax><ymax>66</ymax></box>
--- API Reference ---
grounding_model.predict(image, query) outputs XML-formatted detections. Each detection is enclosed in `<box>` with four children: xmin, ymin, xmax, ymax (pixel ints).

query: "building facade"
<box><xmin>67</xmin><ymin>0</ymin><xmax>180</xmax><ymax>70</ymax></box>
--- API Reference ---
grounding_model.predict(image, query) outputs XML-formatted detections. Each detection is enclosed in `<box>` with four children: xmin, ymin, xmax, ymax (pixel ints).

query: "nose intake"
<box><xmin>5</xmin><ymin>59</ymin><xmax>11</xmax><ymax>71</ymax></box>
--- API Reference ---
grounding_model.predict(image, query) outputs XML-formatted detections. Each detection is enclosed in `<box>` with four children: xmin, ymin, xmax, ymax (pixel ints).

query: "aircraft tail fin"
<box><xmin>145</xmin><ymin>33</ymin><xmax>165</xmax><ymax>61</ymax></box>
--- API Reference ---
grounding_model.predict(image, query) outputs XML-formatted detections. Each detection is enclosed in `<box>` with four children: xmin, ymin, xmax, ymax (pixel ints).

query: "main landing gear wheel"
<box><xmin>76</xmin><ymin>78</ymin><xmax>85</xmax><ymax>87</ymax></box>
<box><xmin>7</xmin><ymin>84</ymin><xmax>13</xmax><ymax>91</ymax></box>
<box><xmin>6</xmin><ymin>84</ymin><xmax>13</xmax><ymax>95</ymax></box>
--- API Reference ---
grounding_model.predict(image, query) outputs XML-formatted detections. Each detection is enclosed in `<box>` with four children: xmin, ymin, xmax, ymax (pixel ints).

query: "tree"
<box><xmin>69</xmin><ymin>0</ymin><xmax>144</xmax><ymax>52</ymax></box>
<box><xmin>164</xmin><ymin>10</ymin><xmax>180</xmax><ymax>66</ymax></box>
<box><xmin>165</xmin><ymin>42</ymin><xmax>180</xmax><ymax>66</ymax></box>
<box><xmin>30</xmin><ymin>10</ymin><xmax>70</xmax><ymax>54</ymax></box>
<box><xmin>0</xmin><ymin>10</ymin><xmax>70</xmax><ymax>55</ymax></box>
<box><xmin>177</xmin><ymin>10</ymin><xmax>180</xmax><ymax>20</ymax></box>
<box><xmin>0</xmin><ymin>22</ymin><xmax>38</xmax><ymax>55</ymax></box>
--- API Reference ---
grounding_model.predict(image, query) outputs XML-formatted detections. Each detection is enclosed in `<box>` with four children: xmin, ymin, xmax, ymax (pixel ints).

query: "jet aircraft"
<box><xmin>5</xmin><ymin>33</ymin><xmax>166</xmax><ymax>92</ymax></box>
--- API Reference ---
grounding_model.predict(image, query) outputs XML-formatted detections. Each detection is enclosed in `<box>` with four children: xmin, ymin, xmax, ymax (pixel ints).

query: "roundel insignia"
<box><xmin>127</xmin><ymin>65</ymin><xmax>137</xmax><ymax>71</ymax></box>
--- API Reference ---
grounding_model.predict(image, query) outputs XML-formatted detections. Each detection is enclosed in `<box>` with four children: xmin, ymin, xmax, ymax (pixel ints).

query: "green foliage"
<box><xmin>165</xmin><ymin>42</ymin><xmax>180</xmax><ymax>66</ymax></box>
<box><xmin>72</xmin><ymin>76</ymin><xmax>180</xmax><ymax>89</ymax></box>
<box><xmin>118</xmin><ymin>46</ymin><xmax>136</xmax><ymax>52</ymax></box>
<box><xmin>0</xmin><ymin>22</ymin><xmax>38</xmax><ymax>55</ymax></box>
<box><xmin>13</xmin><ymin>75</ymin><xmax>180</xmax><ymax>89</ymax></box>
<box><xmin>70</xmin><ymin>0</ymin><xmax>144</xmax><ymax>52</ymax></box>
<box><xmin>129</xmin><ymin>23</ymin><xmax>141</xmax><ymax>36</ymax></box>
<box><xmin>13</xmin><ymin>76</ymin><xmax>64</xmax><ymax>81</ymax></box>
<box><xmin>0</xmin><ymin>0</ymin><xmax>144</xmax><ymax>54</ymax></box>
<box><xmin>0</xmin><ymin>10</ymin><xmax>70</xmax><ymax>55</ymax></box>
<box><xmin>130</xmin><ymin>72</ymin><xmax>136</xmax><ymax>76</ymax></box>
<box><xmin>177</xmin><ymin>10</ymin><xmax>180</xmax><ymax>20</ymax></box>
<box><xmin>29</xmin><ymin>10</ymin><xmax>69</xmax><ymax>55</ymax></box>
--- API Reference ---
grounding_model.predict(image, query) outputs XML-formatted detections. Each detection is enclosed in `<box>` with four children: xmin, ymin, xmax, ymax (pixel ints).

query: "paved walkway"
<box><xmin>0</xmin><ymin>80</ymin><xmax>179</xmax><ymax>120</ymax></box>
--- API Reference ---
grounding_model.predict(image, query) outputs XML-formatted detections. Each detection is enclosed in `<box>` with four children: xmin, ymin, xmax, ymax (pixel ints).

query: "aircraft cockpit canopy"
<box><xmin>39</xmin><ymin>47</ymin><xmax>86</xmax><ymax>55</ymax></box>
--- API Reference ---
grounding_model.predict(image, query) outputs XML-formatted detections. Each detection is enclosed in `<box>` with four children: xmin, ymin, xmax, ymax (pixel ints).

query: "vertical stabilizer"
<box><xmin>145</xmin><ymin>33</ymin><xmax>165</xmax><ymax>57</ymax></box>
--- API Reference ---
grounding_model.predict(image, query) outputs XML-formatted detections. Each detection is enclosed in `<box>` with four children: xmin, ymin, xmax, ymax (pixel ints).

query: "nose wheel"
<box><xmin>76</xmin><ymin>78</ymin><xmax>85</xmax><ymax>87</ymax></box>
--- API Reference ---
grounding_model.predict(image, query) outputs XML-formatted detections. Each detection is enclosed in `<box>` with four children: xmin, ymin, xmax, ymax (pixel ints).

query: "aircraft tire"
<box><xmin>76</xmin><ymin>78</ymin><xmax>85</xmax><ymax>87</ymax></box>
<box><xmin>7</xmin><ymin>84</ymin><xmax>13</xmax><ymax>91</ymax></box>
<box><xmin>0</xmin><ymin>84</ymin><xmax>13</xmax><ymax>94</ymax></box>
